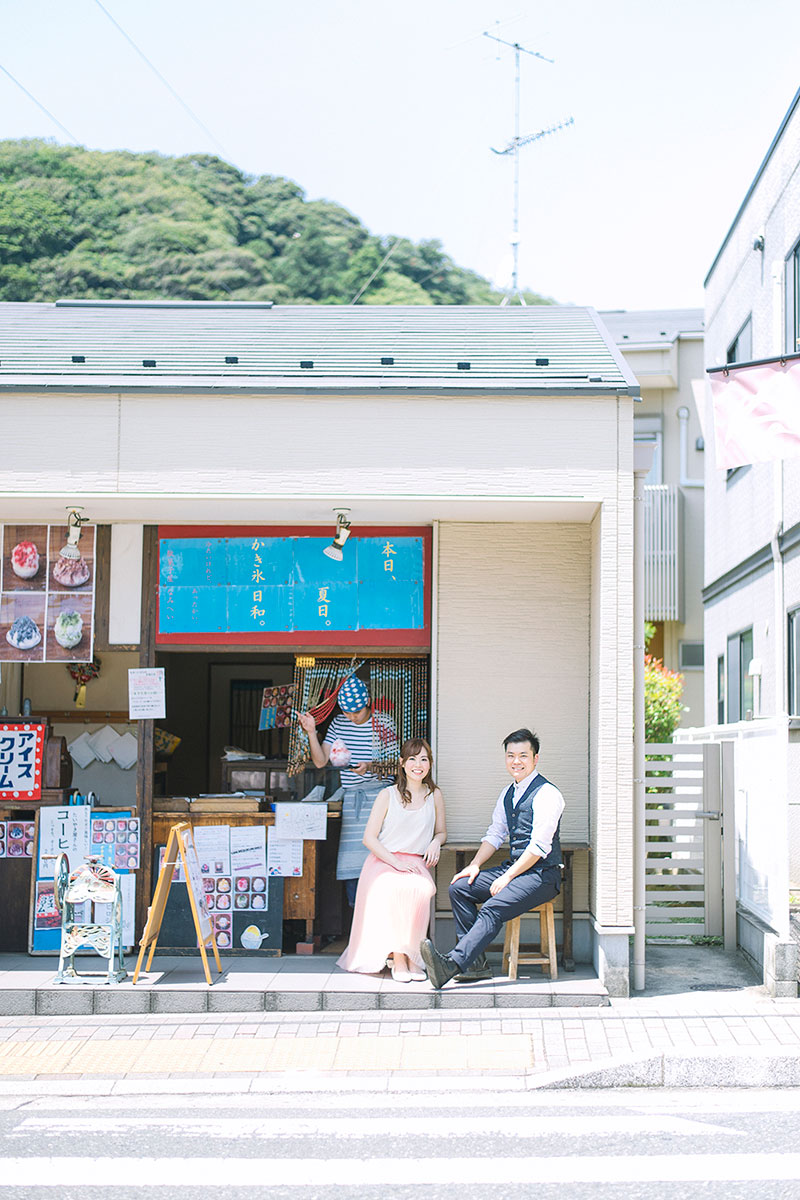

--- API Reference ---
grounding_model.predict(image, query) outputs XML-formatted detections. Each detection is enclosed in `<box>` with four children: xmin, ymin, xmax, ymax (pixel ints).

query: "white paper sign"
<box><xmin>194</xmin><ymin>825</ymin><xmax>231</xmax><ymax>876</ymax></box>
<box><xmin>230</xmin><ymin>824</ymin><xmax>266</xmax><ymax>875</ymax></box>
<box><xmin>273</xmin><ymin>802</ymin><xmax>327</xmax><ymax>841</ymax></box>
<box><xmin>267</xmin><ymin>834</ymin><xmax>303</xmax><ymax>877</ymax></box>
<box><xmin>182</xmin><ymin>830</ymin><xmax>213</xmax><ymax>942</ymax></box>
<box><xmin>38</xmin><ymin>806</ymin><xmax>92</xmax><ymax>878</ymax></box>
<box><xmin>128</xmin><ymin>668</ymin><xmax>166</xmax><ymax>720</ymax></box>
<box><xmin>94</xmin><ymin>873</ymin><xmax>136</xmax><ymax>948</ymax></box>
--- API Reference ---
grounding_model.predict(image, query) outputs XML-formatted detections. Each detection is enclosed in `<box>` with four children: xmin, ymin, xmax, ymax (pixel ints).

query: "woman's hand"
<box><xmin>297</xmin><ymin>711</ymin><xmax>316</xmax><ymax>734</ymax></box>
<box><xmin>423</xmin><ymin>839</ymin><xmax>441</xmax><ymax>867</ymax></box>
<box><xmin>391</xmin><ymin>859</ymin><xmax>415</xmax><ymax>873</ymax></box>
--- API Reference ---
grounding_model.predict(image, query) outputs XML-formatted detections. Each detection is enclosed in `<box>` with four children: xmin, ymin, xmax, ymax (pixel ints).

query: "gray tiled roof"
<box><xmin>0</xmin><ymin>301</ymin><xmax>638</xmax><ymax>393</ymax></box>
<box><xmin>599</xmin><ymin>308</ymin><xmax>704</xmax><ymax>346</ymax></box>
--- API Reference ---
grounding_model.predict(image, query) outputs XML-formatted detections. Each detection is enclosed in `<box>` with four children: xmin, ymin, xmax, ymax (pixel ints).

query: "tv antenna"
<box><xmin>484</xmin><ymin>30</ymin><xmax>573</xmax><ymax>305</ymax></box>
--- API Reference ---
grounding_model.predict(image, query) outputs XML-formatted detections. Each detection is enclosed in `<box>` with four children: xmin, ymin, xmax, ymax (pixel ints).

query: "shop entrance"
<box><xmin>153</xmin><ymin>650</ymin><xmax>430</xmax><ymax>955</ymax></box>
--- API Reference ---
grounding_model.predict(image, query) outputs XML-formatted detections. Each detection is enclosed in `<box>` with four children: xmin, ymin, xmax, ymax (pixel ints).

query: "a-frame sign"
<box><xmin>133</xmin><ymin>821</ymin><xmax>222</xmax><ymax>985</ymax></box>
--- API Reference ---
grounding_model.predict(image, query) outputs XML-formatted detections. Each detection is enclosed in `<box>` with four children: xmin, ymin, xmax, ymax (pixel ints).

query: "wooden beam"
<box><xmin>135</xmin><ymin>525</ymin><xmax>157</xmax><ymax>938</ymax></box>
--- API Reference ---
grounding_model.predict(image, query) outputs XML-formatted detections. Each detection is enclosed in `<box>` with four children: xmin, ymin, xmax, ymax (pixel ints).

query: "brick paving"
<box><xmin>0</xmin><ymin>991</ymin><xmax>798</xmax><ymax>1084</ymax></box>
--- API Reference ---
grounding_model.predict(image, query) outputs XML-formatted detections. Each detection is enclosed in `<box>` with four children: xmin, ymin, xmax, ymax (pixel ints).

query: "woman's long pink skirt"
<box><xmin>337</xmin><ymin>852</ymin><xmax>436</xmax><ymax>974</ymax></box>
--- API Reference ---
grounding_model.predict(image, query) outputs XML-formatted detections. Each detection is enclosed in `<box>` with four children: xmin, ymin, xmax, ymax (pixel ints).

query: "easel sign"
<box><xmin>133</xmin><ymin>822</ymin><xmax>222</xmax><ymax>985</ymax></box>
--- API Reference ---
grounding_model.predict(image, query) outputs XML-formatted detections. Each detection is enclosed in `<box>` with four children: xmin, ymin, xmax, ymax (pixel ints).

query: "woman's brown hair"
<box><xmin>395</xmin><ymin>737</ymin><xmax>436</xmax><ymax>807</ymax></box>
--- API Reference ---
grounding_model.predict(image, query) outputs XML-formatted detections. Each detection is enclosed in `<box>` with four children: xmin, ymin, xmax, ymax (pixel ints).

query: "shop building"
<box><xmin>0</xmin><ymin>300</ymin><xmax>640</xmax><ymax>995</ymax></box>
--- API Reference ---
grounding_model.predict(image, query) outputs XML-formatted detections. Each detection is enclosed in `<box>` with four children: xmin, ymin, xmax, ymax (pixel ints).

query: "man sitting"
<box><xmin>420</xmin><ymin>727</ymin><xmax>564</xmax><ymax>988</ymax></box>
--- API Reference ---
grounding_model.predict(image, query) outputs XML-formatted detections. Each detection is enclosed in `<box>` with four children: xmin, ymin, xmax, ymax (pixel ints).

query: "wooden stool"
<box><xmin>502</xmin><ymin>901</ymin><xmax>558</xmax><ymax>981</ymax></box>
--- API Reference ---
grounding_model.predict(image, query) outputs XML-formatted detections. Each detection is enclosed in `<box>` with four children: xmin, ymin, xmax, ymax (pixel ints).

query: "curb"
<box><xmin>0</xmin><ymin>986</ymin><xmax>609</xmax><ymax>1017</ymax></box>
<box><xmin>1</xmin><ymin>1049</ymin><xmax>799</xmax><ymax>1096</ymax></box>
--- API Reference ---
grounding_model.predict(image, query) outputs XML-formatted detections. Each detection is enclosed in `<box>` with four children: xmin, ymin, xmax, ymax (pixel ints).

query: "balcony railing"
<box><xmin>644</xmin><ymin>484</ymin><xmax>683</xmax><ymax>622</ymax></box>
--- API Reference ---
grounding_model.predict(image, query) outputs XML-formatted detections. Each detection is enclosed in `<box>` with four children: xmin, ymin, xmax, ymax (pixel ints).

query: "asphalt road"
<box><xmin>1</xmin><ymin>1086</ymin><xmax>800</xmax><ymax>1198</ymax></box>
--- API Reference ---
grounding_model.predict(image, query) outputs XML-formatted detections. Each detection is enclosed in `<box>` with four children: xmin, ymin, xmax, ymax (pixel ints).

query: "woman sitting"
<box><xmin>337</xmin><ymin>738</ymin><xmax>446</xmax><ymax>982</ymax></box>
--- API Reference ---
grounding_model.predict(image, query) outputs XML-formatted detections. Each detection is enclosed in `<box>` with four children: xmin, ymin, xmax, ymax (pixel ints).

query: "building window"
<box><xmin>679</xmin><ymin>641</ymin><xmax>704</xmax><ymax>671</ymax></box>
<box><xmin>788</xmin><ymin>608</ymin><xmax>800</xmax><ymax>715</ymax></box>
<box><xmin>717</xmin><ymin>655</ymin><xmax>725</xmax><ymax>724</ymax></box>
<box><xmin>786</xmin><ymin>240</ymin><xmax>800</xmax><ymax>354</ymax></box>
<box><xmin>726</xmin><ymin>316</ymin><xmax>753</xmax><ymax>364</ymax></box>
<box><xmin>726</xmin><ymin>627</ymin><xmax>754</xmax><ymax>722</ymax></box>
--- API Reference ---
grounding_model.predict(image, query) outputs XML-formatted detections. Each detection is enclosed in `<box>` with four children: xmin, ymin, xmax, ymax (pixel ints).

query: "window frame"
<box><xmin>726</xmin><ymin>626</ymin><xmax>754</xmax><ymax>722</ymax></box>
<box><xmin>726</xmin><ymin>314</ymin><xmax>753</xmax><ymax>365</ymax></box>
<box><xmin>788</xmin><ymin>607</ymin><xmax>800</xmax><ymax>716</ymax></box>
<box><xmin>786</xmin><ymin>239</ymin><xmax>800</xmax><ymax>355</ymax></box>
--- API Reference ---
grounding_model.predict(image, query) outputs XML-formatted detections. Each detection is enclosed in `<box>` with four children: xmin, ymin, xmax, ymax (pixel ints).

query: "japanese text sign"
<box><xmin>156</xmin><ymin>526</ymin><xmax>430</xmax><ymax>647</ymax></box>
<box><xmin>0</xmin><ymin>722</ymin><xmax>45</xmax><ymax>800</ymax></box>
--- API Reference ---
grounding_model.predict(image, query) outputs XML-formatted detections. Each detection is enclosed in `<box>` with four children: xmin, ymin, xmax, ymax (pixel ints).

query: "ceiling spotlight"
<box><xmin>60</xmin><ymin>507</ymin><xmax>89</xmax><ymax>560</ymax></box>
<box><xmin>322</xmin><ymin>510</ymin><xmax>351</xmax><ymax>561</ymax></box>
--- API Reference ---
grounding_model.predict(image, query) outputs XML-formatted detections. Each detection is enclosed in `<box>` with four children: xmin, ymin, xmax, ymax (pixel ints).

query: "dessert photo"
<box><xmin>0</xmin><ymin>594</ymin><xmax>46</xmax><ymax>661</ymax></box>
<box><xmin>1</xmin><ymin>525</ymin><xmax>47</xmax><ymax>591</ymax></box>
<box><xmin>45</xmin><ymin>593</ymin><xmax>93</xmax><ymax>662</ymax></box>
<box><xmin>48</xmin><ymin>524</ymin><xmax>95</xmax><ymax>592</ymax></box>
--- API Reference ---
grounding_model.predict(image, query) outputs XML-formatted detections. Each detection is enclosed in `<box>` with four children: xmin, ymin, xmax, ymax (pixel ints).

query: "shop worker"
<box><xmin>298</xmin><ymin>676</ymin><xmax>397</xmax><ymax>905</ymax></box>
<box><xmin>420</xmin><ymin>727</ymin><xmax>564</xmax><ymax>988</ymax></box>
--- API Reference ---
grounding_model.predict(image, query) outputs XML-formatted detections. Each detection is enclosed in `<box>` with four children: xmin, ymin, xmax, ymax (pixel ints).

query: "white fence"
<box><xmin>645</xmin><ymin>742</ymin><xmax>735</xmax><ymax>947</ymax></box>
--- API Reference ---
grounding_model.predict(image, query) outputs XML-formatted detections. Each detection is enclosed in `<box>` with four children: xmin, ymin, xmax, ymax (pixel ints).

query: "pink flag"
<box><xmin>710</xmin><ymin>357</ymin><xmax>800</xmax><ymax>468</ymax></box>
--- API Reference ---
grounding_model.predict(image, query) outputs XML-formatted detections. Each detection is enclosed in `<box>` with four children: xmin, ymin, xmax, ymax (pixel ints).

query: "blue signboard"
<box><xmin>157</xmin><ymin>535</ymin><xmax>425</xmax><ymax>637</ymax></box>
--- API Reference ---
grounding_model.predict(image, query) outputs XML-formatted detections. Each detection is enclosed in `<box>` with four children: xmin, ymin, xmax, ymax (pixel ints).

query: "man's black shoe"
<box><xmin>454</xmin><ymin>954</ymin><xmax>493</xmax><ymax>982</ymax></box>
<box><xmin>419</xmin><ymin>939</ymin><xmax>458</xmax><ymax>989</ymax></box>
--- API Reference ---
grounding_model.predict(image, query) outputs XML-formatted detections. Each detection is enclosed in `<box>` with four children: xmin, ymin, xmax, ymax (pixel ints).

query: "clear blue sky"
<box><xmin>3</xmin><ymin>0</ymin><xmax>800</xmax><ymax>310</ymax></box>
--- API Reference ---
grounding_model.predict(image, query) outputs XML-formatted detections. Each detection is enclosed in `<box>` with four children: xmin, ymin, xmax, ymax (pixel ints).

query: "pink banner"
<box><xmin>710</xmin><ymin>358</ymin><xmax>800</xmax><ymax>468</ymax></box>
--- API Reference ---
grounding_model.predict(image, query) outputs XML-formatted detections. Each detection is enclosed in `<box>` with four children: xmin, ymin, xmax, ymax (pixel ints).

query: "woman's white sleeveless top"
<box><xmin>378</xmin><ymin>787</ymin><xmax>436</xmax><ymax>855</ymax></box>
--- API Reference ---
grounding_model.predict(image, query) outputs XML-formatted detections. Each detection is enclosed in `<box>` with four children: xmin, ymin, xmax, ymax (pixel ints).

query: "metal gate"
<box><xmin>644</xmin><ymin>741</ymin><xmax>734</xmax><ymax>947</ymax></box>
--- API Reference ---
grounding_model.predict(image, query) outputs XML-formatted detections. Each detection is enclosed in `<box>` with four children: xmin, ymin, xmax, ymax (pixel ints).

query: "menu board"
<box><xmin>156</xmin><ymin>527</ymin><xmax>429</xmax><ymax>646</ymax></box>
<box><xmin>155</xmin><ymin>823</ymin><xmax>282</xmax><ymax>955</ymax></box>
<box><xmin>0</xmin><ymin>524</ymin><xmax>96</xmax><ymax>662</ymax></box>
<box><xmin>31</xmin><ymin>806</ymin><xmax>137</xmax><ymax>954</ymax></box>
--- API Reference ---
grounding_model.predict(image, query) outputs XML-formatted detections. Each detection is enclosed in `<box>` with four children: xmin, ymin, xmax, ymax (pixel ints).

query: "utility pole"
<box><xmin>484</xmin><ymin>31</ymin><xmax>573</xmax><ymax>306</ymax></box>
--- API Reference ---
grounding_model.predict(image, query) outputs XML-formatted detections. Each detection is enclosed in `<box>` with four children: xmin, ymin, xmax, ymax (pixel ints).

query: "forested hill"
<box><xmin>0</xmin><ymin>139</ymin><xmax>551</xmax><ymax>307</ymax></box>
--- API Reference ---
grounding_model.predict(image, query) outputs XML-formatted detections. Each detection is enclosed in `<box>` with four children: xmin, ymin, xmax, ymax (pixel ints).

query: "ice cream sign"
<box><xmin>0</xmin><ymin>723</ymin><xmax>45</xmax><ymax>800</ymax></box>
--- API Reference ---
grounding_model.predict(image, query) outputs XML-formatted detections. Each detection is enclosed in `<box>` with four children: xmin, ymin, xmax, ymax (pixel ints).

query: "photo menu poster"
<box><xmin>0</xmin><ymin>524</ymin><xmax>96</xmax><ymax>663</ymax></box>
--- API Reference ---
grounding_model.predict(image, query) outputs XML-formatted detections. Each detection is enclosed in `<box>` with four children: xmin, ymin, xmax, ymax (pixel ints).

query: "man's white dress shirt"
<box><xmin>482</xmin><ymin>769</ymin><xmax>565</xmax><ymax>860</ymax></box>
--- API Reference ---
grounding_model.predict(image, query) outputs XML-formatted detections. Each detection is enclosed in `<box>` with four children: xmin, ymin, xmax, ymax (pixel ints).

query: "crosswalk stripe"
<box><xmin>1</xmin><ymin>1155</ymin><xmax>800</xmax><ymax>1186</ymax></box>
<box><xmin>12</xmin><ymin>1114</ymin><xmax>741</xmax><ymax>1139</ymax></box>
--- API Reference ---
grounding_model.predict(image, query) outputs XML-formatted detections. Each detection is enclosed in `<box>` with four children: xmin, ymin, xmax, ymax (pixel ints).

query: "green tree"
<box><xmin>644</xmin><ymin>652</ymin><xmax>685</xmax><ymax>743</ymax></box>
<box><xmin>0</xmin><ymin>138</ymin><xmax>557</xmax><ymax>307</ymax></box>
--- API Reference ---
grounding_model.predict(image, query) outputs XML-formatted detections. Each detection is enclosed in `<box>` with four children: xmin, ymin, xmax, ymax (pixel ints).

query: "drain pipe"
<box><xmin>677</xmin><ymin>406</ymin><xmax>704</xmax><ymax>488</ymax></box>
<box><xmin>633</xmin><ymin>442</ymin><xmax>655</xmax><ymax>991</ymax></box>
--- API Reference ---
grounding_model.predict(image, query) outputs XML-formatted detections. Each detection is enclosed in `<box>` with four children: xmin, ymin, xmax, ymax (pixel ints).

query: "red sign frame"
<box><xmin>0</xmin><ymin>721</ymin><xmax>45</xmax><ymax>800</ymax></box>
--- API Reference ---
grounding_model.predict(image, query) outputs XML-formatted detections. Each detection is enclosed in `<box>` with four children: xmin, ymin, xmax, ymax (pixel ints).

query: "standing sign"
<box><xmin>0</xmin><ymin>722</ymin><xmax>45</xmax><ymax>800</ymax></box>
<box><xmin>30</xmin><ymin>807</ymin><xmax>137</xmax><ymax>954</ymax></box>
<box><xmin>133</xmin><ymin>822</ymin><xmax>222</xmax><ymax>985</ymax></box>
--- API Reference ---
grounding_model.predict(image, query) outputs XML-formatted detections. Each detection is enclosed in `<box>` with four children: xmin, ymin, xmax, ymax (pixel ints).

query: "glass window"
<box><xmin>679</xmin><ymin>642</ymin><xmax>704</xmax><ymax>670</ymax></box>
<box><xmin>717</xmin><ymin>655</ymin><xmax>725</xmax><ymax>724</ymax></box>
<box><xmin>726</xmin><ymin>627</ymin><xmax>754</xmax><ymax>722</ymax></box>
<box><xmin>727</xmin><ymin>316</ymin><xmax>753</xmax><ymax>365</ymax></box>
<box><xmin>786</xmin><ymin>242</ymin><xmax>800</xmax><ymax>354</ymax></box>
<box><xmin>789</xmin><ymin>608</ymin><xmax>800</xmax><ymax>715</ymax></box>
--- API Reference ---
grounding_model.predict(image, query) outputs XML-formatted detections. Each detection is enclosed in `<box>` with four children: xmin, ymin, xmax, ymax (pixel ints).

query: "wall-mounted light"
<box><xmin>322</xmin><ymin>510</ymin><xmax>351</xmax><ymax>562</ymax></box>
<box><xmin>60</xmin><ymin>507</ymin><xmax>89</xmax><ymax>560</ymax></box>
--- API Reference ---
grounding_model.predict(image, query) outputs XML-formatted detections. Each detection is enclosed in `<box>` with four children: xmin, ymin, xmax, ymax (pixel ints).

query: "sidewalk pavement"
<box><xmin>0</xmin><ymin>948</ymin><xmax>799</xmax><ymax>1091</ymax></box>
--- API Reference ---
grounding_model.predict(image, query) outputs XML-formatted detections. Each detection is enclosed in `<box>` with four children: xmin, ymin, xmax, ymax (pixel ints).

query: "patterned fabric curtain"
<box><xmin>286</xmin><ymin>656</ymin><xmax>429</xmax><ymax>776</ymax></box>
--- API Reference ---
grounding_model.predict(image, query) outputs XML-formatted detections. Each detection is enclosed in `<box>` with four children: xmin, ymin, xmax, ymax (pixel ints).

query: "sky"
<box><xmin>2</xmin><ymin>0</ymin><xmax>800</xmax><ymax>311</ymax></box>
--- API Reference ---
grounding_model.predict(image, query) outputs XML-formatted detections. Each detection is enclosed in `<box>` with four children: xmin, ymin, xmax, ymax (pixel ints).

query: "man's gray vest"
<box><xmin>503</xmin><ymin>773</ymin><xmax>562</xmax><ymax>870</ymax></box>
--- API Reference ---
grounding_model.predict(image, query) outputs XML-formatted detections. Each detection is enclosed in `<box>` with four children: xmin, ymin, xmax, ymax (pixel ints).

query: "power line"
<box><xmin>0</xmin><ymin>61</ymin><xmax>79</xmax><ymax>142</ymax></box>
<box><xmin>93</xmin><ymin>0</ymin><xmax>232</xmax><ymax>161</ymax></box>
<box><xmin>350</xmin><ymin>240</ymin><xmax>401</xmax><ymax>304</ymax></box>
